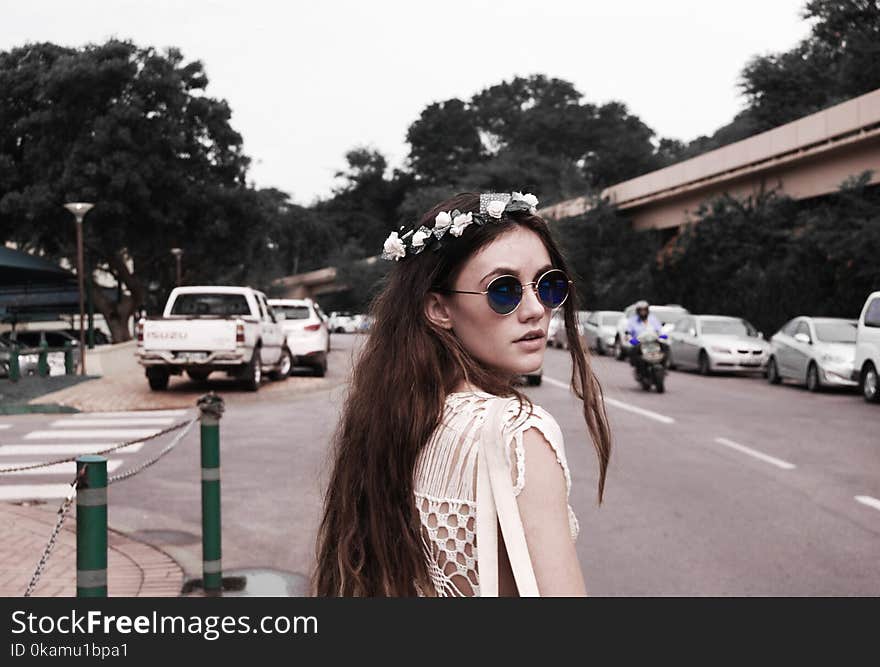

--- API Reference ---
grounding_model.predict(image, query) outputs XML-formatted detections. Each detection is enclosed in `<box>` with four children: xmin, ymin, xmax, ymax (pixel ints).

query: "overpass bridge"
<box><xmin>541</xmin><ymin>87</ymin><xmax>880</xmax><ymax>230</ymax></box>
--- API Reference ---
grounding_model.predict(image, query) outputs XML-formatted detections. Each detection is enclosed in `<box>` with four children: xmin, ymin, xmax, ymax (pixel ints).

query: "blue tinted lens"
<box><xmin>537</xmin><ymin>271</ymin><xmax>569</xmax><ymax>308</ymax></box>
<box><xmin>487</xmin><ymin>277</ymin><xmax>522</xmax><ymax>314</ymax></box>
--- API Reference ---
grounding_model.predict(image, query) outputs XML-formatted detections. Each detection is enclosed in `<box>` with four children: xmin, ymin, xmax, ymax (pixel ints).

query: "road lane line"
<box><xmin>24</xmin><ymin>429</ymin><xmax>161</xmax><ymax>440</ymax></box>
<box><xmin>713</xmin><ymin>437</ymin><xmax>796</xmax><ymax>470</ymax></box>
<box><xmin>855</xmin><ymin>496</ymin><xmax>880</xmax><ymax>512</ymax></box>
<box><xmin>542</xmin><ymin>375</ymin><xmax>676</xmax><ymax>424</ymax></box>
<box><xmin>0</xmin><ymin>424</ymin><xmax>11</xmax><ymax>430</ymax></box>
<box><xmin>0</xmin><ymin>484</ymin><xmax>74</xmax><ymax>501</ymax></box>
<box><xmin>2</xmin><ymin>460</ymin><xmax>123</xmax><ymax>475</ymax></box>
<box><xmin>0</xmin><ymin>443</ymin><xmax>144</xmax><ymax>455</ymax></box>
<box><xmin>50</xmin><ymin>418</ymin><xmax>174</xmax><ymax>427</ymax></box>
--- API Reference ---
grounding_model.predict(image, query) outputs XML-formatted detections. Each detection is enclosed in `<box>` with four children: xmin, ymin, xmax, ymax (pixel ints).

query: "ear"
<box><xmin>424</xmin><ymin>291</ymin><xmax>454</xmax><ymax>331</ymax></box>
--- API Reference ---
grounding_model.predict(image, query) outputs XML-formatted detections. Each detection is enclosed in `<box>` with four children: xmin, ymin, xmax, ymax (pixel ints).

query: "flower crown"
<box><xmin>381</xmin><ymin>191</ymin><xmax>539</xmax><ymax>261</ymax></box>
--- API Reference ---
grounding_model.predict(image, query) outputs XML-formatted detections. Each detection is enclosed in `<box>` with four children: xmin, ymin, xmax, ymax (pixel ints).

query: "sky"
<box><xmin>1</xmin><ymin>0</ymin><xmax>812</xmax><ymax>205</ymax></box>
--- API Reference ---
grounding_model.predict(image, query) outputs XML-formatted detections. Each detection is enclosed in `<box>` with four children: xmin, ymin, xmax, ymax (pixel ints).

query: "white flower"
<box><xmin>512</xmin><ymin>191</ymin><xmax>539</xmax><ymax>212</ymax></box>
<box><xmin>434</xmin><ymin>211</ymin><xmax>452</xmax><ymax>229</ymax></box>
<box><xmin>411</xmin><ymin>230</ymin><xmax>429</xmax><ymax>247</ymax></box>
<box><xmin>382</xmin><ymin>231</ymin><xmax>406</xmax><ymax>261</ymax></box>
<box><xmin>486</xmin><ymin>200</ymin><xmax>506</xmax><ymax>219</ymax></box>
<box><xmin>522</xmin><ymin>192</ymin><xmax>539</xmax><ymax>208</ymax></box>
<box><xmin>450</xmin><ymin>212</ymin><xmax>473</xmax><ymax>237</ymax></box>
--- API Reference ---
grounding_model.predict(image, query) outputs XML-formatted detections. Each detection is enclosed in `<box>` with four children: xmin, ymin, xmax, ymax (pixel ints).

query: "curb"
<box><xmin>0</xmin><ymin>404</ymin><xmax>80</xmax><ymax>415</ymax></box>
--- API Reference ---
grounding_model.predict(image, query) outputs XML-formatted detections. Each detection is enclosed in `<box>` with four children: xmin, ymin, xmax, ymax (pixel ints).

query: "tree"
<box><xmin>0</xmin><ymin>40</ymin><xmax>260</xmax><ymax>340</ymax></box>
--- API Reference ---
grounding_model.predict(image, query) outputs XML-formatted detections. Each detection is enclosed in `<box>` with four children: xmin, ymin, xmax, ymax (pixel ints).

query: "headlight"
<box><xmin>710</xmin><ymin>346</ymin><xmax>731</xmax><ymax>354</ymax></box>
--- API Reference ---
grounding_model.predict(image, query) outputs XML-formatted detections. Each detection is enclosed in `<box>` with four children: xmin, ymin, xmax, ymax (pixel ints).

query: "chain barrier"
<box><xmin>108</xmin><ymin>418</ymin><xmax>196</xmax><ymax>483</ymax></box>
<box><xmin>23</xmin><ymin>466</ymin><xmax>87</xmax><ymax>597</ymax></box>
<box><xmin>17</xmin><ymin>413</ymin><xmax>199</xmax><ymax>596</ymax></box>
<box><xmin>0</xmin><ymin>417</ymin><xmax>195</xmax><ymax>475</ymax></box>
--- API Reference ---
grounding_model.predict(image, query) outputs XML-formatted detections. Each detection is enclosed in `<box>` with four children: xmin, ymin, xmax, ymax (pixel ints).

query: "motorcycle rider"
<box><xmin>627</xmin><ymin>300</ymin><xmax>662</xmax><ymax>343</ymax></box>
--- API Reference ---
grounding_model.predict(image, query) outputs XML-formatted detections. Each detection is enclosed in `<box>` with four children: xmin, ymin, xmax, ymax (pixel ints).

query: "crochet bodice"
<box><xmin>413</xmin><ymin>391</ymin><xmax>578</xmax><ymax>597</ymax></box>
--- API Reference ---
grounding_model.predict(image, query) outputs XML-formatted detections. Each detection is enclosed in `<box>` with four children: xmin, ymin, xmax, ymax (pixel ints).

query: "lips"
<box><xmin>515</xmin><ymin>330</ymin><xmax>545</xmax><ymax>342</ymax></box>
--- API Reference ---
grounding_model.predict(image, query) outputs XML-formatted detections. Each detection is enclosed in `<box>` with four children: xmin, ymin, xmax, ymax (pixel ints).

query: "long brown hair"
<box><xmin>314</xmin><ymin>192</ymin><xmax>611</xmax><ymax>596</ymax></box>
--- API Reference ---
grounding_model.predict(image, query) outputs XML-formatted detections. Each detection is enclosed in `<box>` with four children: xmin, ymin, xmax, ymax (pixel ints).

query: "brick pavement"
<box><xmin>0</xmin><ymin>503</ymin><xmax>183</xmax><ymax>597</ymax></box>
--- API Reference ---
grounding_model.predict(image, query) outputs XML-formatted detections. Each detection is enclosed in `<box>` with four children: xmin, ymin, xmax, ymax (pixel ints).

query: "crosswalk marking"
<box><xmin>5</xmin><ymin>459</ymin><xmax>123</xmax><ymax>475</ymax></box>
<box><xmin>50</xmin><ymin>418</ymin><xmax>174</xmax><ymax>427</ymax></box>
<box><xmin>78</xmin><ymin>410</ymin><xmax>188</xmax><ymax>418</ymax></box>
<box><xmin>0</xmin><ymin>484</ymin><xmax>75</xmax><ymax>501</ymax></box>
<box><xmin>24</xmin><ymin>429</ymin><xmax>161</xmax><ymax>440</ymax></box>
<box><xmin>0</xmin><ymin>443</ymin><xmax>144</xmax><ymax>456</ymax></box>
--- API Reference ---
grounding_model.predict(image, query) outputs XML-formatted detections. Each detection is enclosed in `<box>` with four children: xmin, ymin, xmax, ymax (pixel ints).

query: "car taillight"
<box><xmin>136</xmin><ymin>319</ymin><xmax>144</xmax><ymax>345</ymax></box>
<box><xmin>304</xmin><ymin>323</ymin><xmax>321</xmax><ymax>332</ymax></box>
<box><xmin>236</xmin><ymin>320</ymin><xmax>245</xmax><ymax>344</ymax></box>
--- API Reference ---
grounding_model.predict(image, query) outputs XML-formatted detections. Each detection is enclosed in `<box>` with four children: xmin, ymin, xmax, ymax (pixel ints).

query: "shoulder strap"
<box><xmin>476</xmin><ymin>396</ymin><xmax>540</xmax><ymax>597</ymax></box>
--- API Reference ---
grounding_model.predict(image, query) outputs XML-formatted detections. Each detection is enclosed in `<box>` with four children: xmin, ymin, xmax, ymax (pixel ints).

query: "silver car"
<box><xmin>669</xmin><ymin>315</ymin><xmax>770</xmax><ymax>375</ymax></box>
<box><xmin>582</xmin><ymin>310</ymin><xmax>623</xmax><ymax>355</ymax></box>
<box><xmin>767</xmin><ymin>317</ymin><xmax>858</xmax><ymax>391</ymax></box>
<box><xmin>548</xmin><ymin>310</ymin><xmax>590</xmax><ymax>350</ymax></box>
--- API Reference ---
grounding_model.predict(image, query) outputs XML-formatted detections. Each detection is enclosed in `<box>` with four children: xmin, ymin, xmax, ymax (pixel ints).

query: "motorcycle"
<box><xmin>629</xmin><ymin>330</ymin><xmax>669</xmax><ymax>393</ymax></box>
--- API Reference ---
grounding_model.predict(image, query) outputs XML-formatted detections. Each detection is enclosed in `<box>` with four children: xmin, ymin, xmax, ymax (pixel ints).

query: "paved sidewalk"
<box><xmin>0</xmin><ymin>502</ymin><xmax>184</xmax><ymax>597</ymax></box>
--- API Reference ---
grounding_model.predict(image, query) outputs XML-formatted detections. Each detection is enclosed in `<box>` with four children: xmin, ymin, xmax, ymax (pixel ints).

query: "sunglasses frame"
<box><xmin>441</xmin><ymin>268</ymin><xmax>573</xmax><ymax>316</ymax></box>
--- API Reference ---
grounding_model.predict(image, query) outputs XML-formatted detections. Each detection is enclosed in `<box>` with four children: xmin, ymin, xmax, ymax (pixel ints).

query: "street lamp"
<box><xmin>64</xmin><ymin>202</ymin><xmax>94</xmax><ymax>375</ymax></box>
<box><xmin>170</xmin><ymin>248</ymin><xmax>184</xmax><ymax>286</ymax></box>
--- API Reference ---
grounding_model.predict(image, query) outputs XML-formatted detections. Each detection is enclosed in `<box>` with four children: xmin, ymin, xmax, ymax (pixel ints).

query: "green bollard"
<box><xmin>37</xmin><ymin>340</ymin><xmax>49</xmax><ymax>377</ymax></box>
<box><xmin>8</xmin><ymin>347</ymin><xmax>20</xmax><ymax>382</ymax></box>
<box><xmin>76</xmin><ymin>456</ymin><xmax>108</xmax><ymax>598</ymax></box>
<box><xmin>64</xmin><ymin>341</ymin><xmax>75</xmax><ymax>375</ymax></box>
<box><xmin>198</xmin><ymin>393</ymin><xmax>225</xmax><ymax>593</ymax></box>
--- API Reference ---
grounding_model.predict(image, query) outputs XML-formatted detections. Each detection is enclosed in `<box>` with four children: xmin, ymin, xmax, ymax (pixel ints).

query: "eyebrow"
<box><xmin>481</xmin><ymin>264</ymin><xmax>553</xmax><ymax>284</ymax></box>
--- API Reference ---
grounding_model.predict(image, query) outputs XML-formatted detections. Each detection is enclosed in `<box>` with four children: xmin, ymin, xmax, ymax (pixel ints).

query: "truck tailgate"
<box><xmin>143</xmin><ymin>319</ymin><xmax>237</xmax><ymax>351</ymax></box>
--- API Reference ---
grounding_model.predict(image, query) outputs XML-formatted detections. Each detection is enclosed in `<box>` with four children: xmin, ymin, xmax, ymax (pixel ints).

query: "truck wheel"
<box><xmin>147</xmin><ymin>368</ymin><xmax>170</xmax><ymax>391</ymax></box>
<box><xmin>270</xmin><ymin>349</ymin><xmax>292</xmax><ymax>380</ymax></box>
<box><xmin>244</xmin><ymin>350</ymin><xmax>262</xmax><ymax>391</ymax></box>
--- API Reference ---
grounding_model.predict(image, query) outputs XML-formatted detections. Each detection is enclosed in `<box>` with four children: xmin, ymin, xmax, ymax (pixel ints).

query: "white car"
<box><xmin>137</xmin><ymin>286</ymin><xmax>290</xmax><ymax>391</ymax></box>
<box><xmin>669</xmin><ymin>315</ymin><xmax>770</xmax><ymax>375</ymax></box>
<box><xmin>328</xmin><ymin>311</ymin><xmax>361</xmax><ymax>334</ymax></box>
<box><xmin>852</xmin><ymin>291</ymin><xmax>880</xmax><ymax>403</ymax></box>
<box><xmin>549</xmin><ymin>310</ymin><xmax>591</xmax><ymax>350</ymax></box>
<box><xmin>767</xmin><ymin>316</ymin><xmax>858</xmax><ymax>391</ymax></box>
<box><xmin>268</xmin><ymin>298</ymin><xmax>330</xmax><ymax>376</ymax></box>
<box><xmin>582</xmin><ymin>310</ymin><xmax>623</xmax><ymax>355</ymax></box>
<box><xmin>614</xmin><ymin>304</ymin><xmax>690</xmax><ymax>360</ymax></box>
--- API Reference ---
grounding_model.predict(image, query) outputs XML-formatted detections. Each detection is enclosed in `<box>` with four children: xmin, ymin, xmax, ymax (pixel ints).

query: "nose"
<box><xmin>518</xmin><ymin>282</ymin><xmax>545</xmax><ymax>321</ymax></box>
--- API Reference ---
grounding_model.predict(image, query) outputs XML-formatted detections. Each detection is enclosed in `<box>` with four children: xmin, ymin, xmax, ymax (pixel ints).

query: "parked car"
<box><xmin>328</xmin><ymin>311</ymin><xmax>361</xmax><ymax>334</ymax></box>
<box><xmin>614</xmin><ymin>304</ymin><xmax>690</xmax><ymax>360</ymax></box>
<box><xmin>0</xmin><ymin>338</ymin><xmax>39</xmax><ymax>377</ymax></box>
<box><xmin>546</xmin><ymin>310</ymin><xmax>565</xmax><ymax>348</ymax></box>
<box><xmin>767</xmin><ymin>316</ymin><xmax>858</xmax><ymax>391</ymax></box>
<box><xmin>582</xmin><ymin>310</ymin><xmax>623</xmax><ymax>355</ymax></box>
<box><xmin>0</xmin><ymin>329</ymin><xmax>80</xmax><ymax>375</ymax></box>
<box><xmin>853</xmin><ymin>291</ymin><xmax>880</xmax><ymax>403</ymax></box>
<box><xmin>668</xmin><ymin>315</ymin><xmax>770</xmax><ymax>375</ymax></box>
<box><xmin>549</xmin><ymin>310</ymin><xmax>592</xmax><ymax>350</ymax></box>
<box><xmin>63</xmin><ymin>328</ymin><xmax>111</xmax><ymax>345</ymax></box>
<box><xmin>136</xmin><ymin>286</ymin><xmax>291</xmax><ymax>391</ymax></box>
<box><xmin>268</xmin><ymin>298</ymin><xmax>330</xmax><ymax>376</ymax></box>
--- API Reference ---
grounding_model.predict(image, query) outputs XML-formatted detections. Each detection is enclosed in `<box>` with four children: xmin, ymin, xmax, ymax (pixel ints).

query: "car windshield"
<box><xmin>275</xmin><ymin>306</ymin><xmax>311</xmax><ymax>320</ymax></box>
<box><xmin>701</xmin><ymin>319</ymin><xmax>756</xmax><ymax>336</ymax></box>
<box><xmin>170</xmin><ymin>293</ymin><xmax>250</xmax><ymax>316</ymax></box>
<box><xmin>655</xmin><ymin>310</ymin><xmax>687</xmax><ymax>325</ymax></box>
<box><xmin>814</xmin><ymin>321</ymin><xmax>856</xmax><ymax>343</ymax></box>
<box><xmin>601</xmin><ymin>313</ymin><xmax>621</xmax><ymax>326</ymax></box>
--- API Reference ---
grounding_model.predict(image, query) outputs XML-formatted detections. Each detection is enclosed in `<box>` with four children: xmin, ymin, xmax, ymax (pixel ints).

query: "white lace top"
<box><xmin>413</xmin><ymin>390</ymin><xmax>579</xmax><ymax>597</ymax></box>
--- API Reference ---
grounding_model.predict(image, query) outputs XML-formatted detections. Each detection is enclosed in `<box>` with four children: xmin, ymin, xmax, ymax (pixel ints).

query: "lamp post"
<box><xmin>170</xmin><ymin>248</ymin><xmax>184</xmax><ymax>286</ymax></box>
<box><xmin>64</xmin><ymin>202</ymin><xmax>94</xmax><ymax>375</ymax></box>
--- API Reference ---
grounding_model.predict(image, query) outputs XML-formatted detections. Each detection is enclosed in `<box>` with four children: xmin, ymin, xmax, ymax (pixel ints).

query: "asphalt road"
<box><xmin>2</xmin><ymin>333</ymin><xmax>877</xmax><ymax>595</ymax></box>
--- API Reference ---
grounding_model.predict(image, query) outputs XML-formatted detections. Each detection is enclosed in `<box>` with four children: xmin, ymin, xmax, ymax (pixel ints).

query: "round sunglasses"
<box><xmin>441</xmin><ymin>268</ymin><xmax>572</xmax><ymax>315</ymax></box>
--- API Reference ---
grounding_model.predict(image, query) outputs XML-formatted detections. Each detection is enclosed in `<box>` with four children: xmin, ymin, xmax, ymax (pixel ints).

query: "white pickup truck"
<box><xmin>136</xmin><ymin>286</ymin><xmax>292</xmax><ymax>391</ymax></box>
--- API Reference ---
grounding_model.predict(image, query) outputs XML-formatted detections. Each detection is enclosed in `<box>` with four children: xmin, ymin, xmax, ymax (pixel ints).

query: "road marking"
<box><xmin>77</xmin><ymin>410</ymin><xmax>187</xmax><ymax>418</ymax></box>
<box><xmin>543</xmin><ymin>375</ymin><xmax>676</xmax><ymax>424</ymax></box>
<box><xmin>713</xmin><ymin>437</ymin><xmax>796</xmax><ymax>470</ymax></box>
<box><xmin>50</xmin><ymin>418</ymin><xmax>174</xmax><ymax>427</ymax></box>
<box><xmin>0</xmin><ymin>484</ymin><xmax>74</xmax><ymax>501</ymax></box>
<box><xmin>3</xmin><ymin>460</ymin><xmax>123</xmax><ymax>475</ymax></box>
<box><xmin>0</xmin><ymin>424</ymin><xmax>10</xmax><ymax>430</ymax></box>
<box><xmin>855</xmin><ymin>496</ymin><xmax>880</xmax><ymax>512</ymax></box>
<box><xmin>0</xmin><ymin>443</ymin><xmax>144</xmax><ymax>455</ymax></box>
<box><xmin>24</xmin><ymin>429</ymin><xmax>161</xmax><ymax>440</ymax></box>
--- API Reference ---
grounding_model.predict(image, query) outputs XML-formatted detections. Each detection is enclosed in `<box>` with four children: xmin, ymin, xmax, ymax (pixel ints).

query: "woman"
<box><xmin>314</xmin><ymin>192</ymin><xmax>611</xmax><ymax>596</ymax></box>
